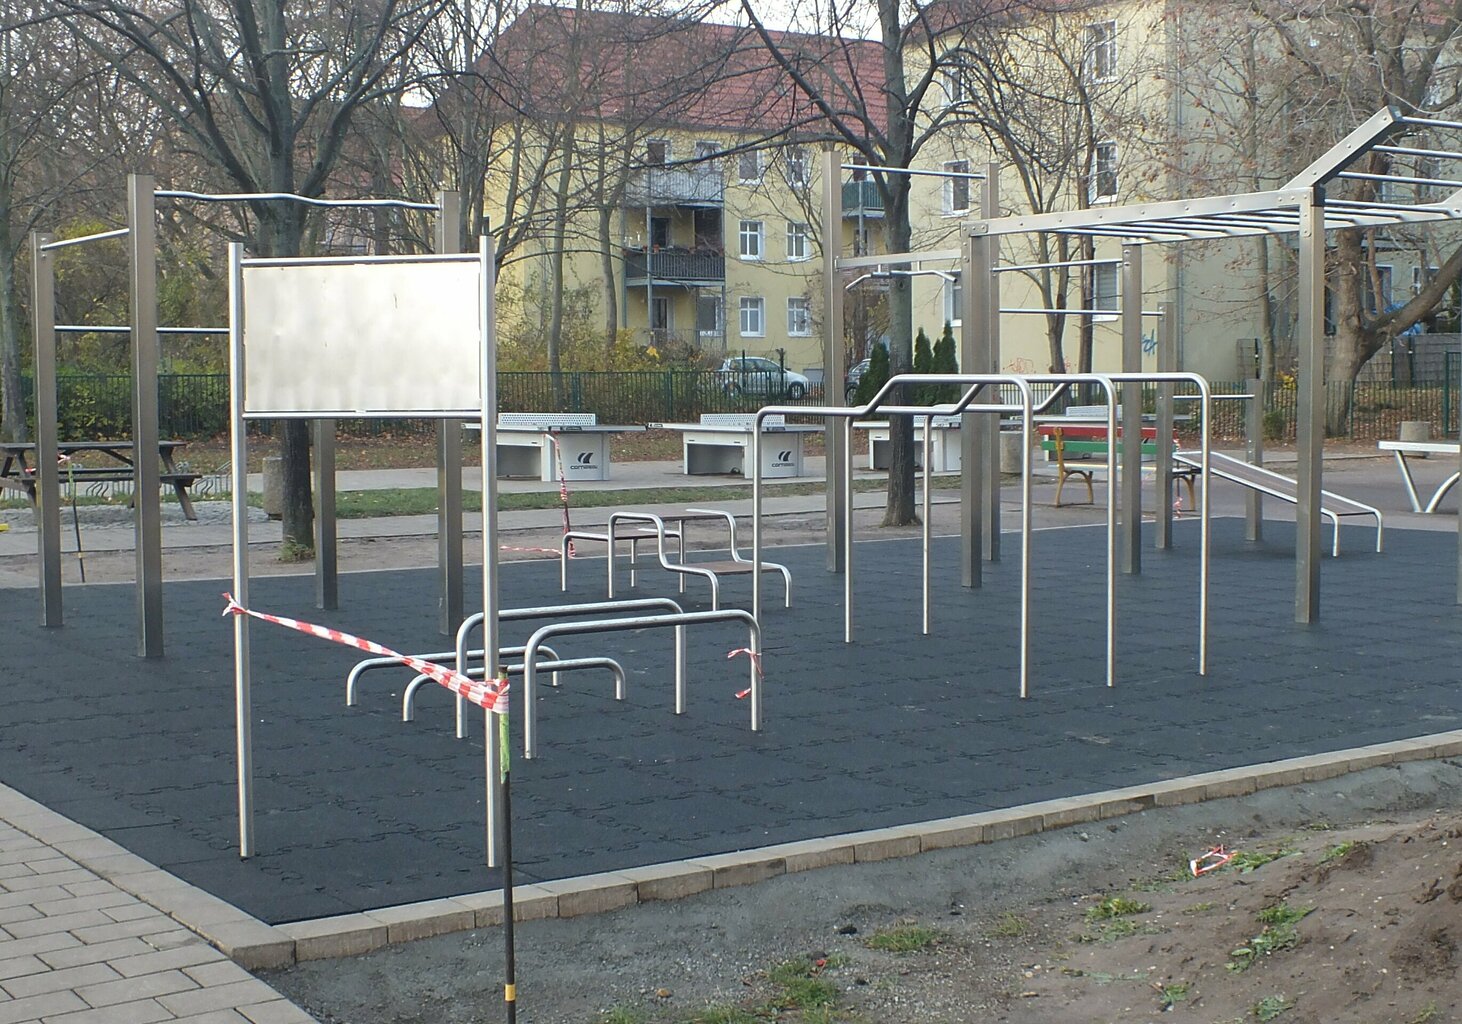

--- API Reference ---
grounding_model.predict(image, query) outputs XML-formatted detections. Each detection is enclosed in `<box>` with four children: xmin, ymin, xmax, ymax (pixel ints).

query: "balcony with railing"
<box><xmin>623</xmin><ymin>248</ymin><xmax>725</xmax><ymax>285</ymax></box>
<box><xmin>842</xmin><ymin>179</ymin><xmax>885</xmax><ymax>218</ymax></box>
<box><xmin>625</xmin><ymin>165</ymin><xmax>725</xmax><ymax>207</ymax></box>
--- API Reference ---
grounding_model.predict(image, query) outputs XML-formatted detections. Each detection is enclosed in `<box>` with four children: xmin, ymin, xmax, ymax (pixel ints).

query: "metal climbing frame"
<box><xmin>957</xmin><ymin>105</ymin><xmax>1462</xmax><ymax>620</ymax></box>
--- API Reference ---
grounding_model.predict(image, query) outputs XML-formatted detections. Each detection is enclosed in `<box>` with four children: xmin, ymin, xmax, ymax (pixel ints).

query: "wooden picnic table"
<box><xmin>0</xmin><ymin>440</ymin><xmax>201</xmax><ymax>520</ymax></box>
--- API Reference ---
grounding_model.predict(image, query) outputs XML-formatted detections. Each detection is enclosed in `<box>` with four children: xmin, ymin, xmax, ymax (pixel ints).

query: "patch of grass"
<box><xmin>1060</xmin><ymin>968</ymin><xmax>1145</xmax><ymax>984</ymax></box>
<box><xmin>599</xmin><ymin>1009</ymin><xmax>648</xmax><ymax>1024</ymax></box>
<box><xmin>988</xmin><ymin>912</ymin><xmax>1032</xmax><ymax>938</ymax></box>
<box><xmin>1229</xmin><ymin>903</ymin><xmax>1313</xmax><ymax>971</ymax></box>
<box><xmin>766</xmin><ymin>956</ymin><xmax>839</xmax><ymax>1013</ymax></box>
<box><xmin>1409</xmin><ymin>1003</ymin><xmax>1439</xmax><ymax>1024</ymax></box>
<box><xmin>1228</xmin><ymin>844</ymin><xmax>1299</xmax><ymax>873</ymax></box>
<box><xmin>687</xmin><ymin>1006</ymin><xmax>760</xmax><ymax>1024</ymax></box>
<box><xmin>1181</xmin><ymin>901</ymin><xmax>1216</xmax><ymax>915</ymax></box>
<box><xmin>1253</xmin><ymin>994</ymin><xmax>1294</xmax><ymax>1021</ymax></box>
<box><xmin>1085</xmin><ymin>896</ymin><xmax>1150</xmax><ymax>922</ymax></box>
<box><xmin>866</xmin><ymin>925</ymin><xmax>941</xmax><ymax>952</ymax></box>
<box><xmin>1157</xmin><ymin>981</ymin><xmax>1189</xmax><ymax>1008</ymax></box>
<box><xmin>1320</xmin><ymin>840</ymin><xmax>1357</xmax><ymax>864</ymax></box>
<box><xmin>278</xmin><ymin>537</ymin><xmax>314</xmax><ymax>562</ymax></box>
<box><xmin>1256</xmin><ymin>903</ymin><xmax>1314</xmax><ymax>928</ymax></box>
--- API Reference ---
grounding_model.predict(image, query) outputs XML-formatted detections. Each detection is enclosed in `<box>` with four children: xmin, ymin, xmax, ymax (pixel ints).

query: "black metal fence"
<box><xmin>13</xmin><ymin>369</ymin><xmax>1462</xmax><ymax>442</ymax></box>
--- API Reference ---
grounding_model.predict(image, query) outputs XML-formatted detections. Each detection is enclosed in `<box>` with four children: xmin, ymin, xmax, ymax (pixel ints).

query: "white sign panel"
<box><xmin>241</xmin><ymin>259</ymin><xmax>482</xmax><ymax>416</ymax></box>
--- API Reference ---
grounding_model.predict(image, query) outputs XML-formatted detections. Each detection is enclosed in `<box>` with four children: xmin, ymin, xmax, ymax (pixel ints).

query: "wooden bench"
<box><xmin>1038</xmin><ymin>422</ymin><xmax>1197</xmax><ymax>509</ymax></box>
<box><xmin>465</xmin><ymin>413</ymin><xmax>644</xmax><ymax>482</ymax></box>
<box><xmin>0</xmin><ymin>440</ymin><xmax>202</xmax><ymax>520</ymax></box>
<box><xmin>853</xmin><ymin>415</ymin><xmax>961</xmax><ymax>471</ymax></box>
<box><xmin>1377</xmin><ymin>439</ymin><xmax>1460</xmax><ymax>513</ymax></box>
<box><xmin>651</xmin><ymin>414</ymin><xmax>819</xmax><ymax>478</ymax></box>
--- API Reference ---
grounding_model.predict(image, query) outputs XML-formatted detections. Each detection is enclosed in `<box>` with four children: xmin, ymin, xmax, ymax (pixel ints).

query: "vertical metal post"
<box><xmin>1295</xmin><ymin>192</ymin><xmax>1325</xmax><ymax>623</ymax></box>
<box><xmin>960</xmin><ymin>228</ymin><xmax>988</xmax><ymax>588</ymax></box>
<box><xmin>1245</xmin><ymin>377</ymin><xmax>1264</xmax><ymax>541</ymax></box>
<box><xmin>821</xmin><ymin>148</ymin><xmax>847</xmax><ymax>572</ymax></box>
<box><xmin>31</xmin><ymin>233</ymin><xmax>62</xmax><ymax>626</ymax></box>
<box><xmin>128</xmin><ymin>175</ymin><xmax>163</xmax><ymax>658</ymax></box>
<box><xmin>228</xmin><ymin>244</ymin><xmax>254</xmax><ymax>858</ymax></box>
<box><xmin>436</xmin><ymin>191</ymin><xmax>466</xmax><ymax>631</ymax></box>
<box><xmin>480</xmin><ymin>236</ymin><xmax>504</xmax><ymax>865</ymax></box>
<box><xmin>1154</xmin><ymin>301</ymin><xmax>1174</xmax><ymax>549</ymax></box>
<box><xmin>981</xmin><ymin>163</ymin><xmax>1001</xmax><ymax>563</ymax></box>
<box><xmin>313</xmin><ymin>419</ymin><xmax>337</xmax><ymax>610</ymax></box>
<box><xmin>1120</xmin><ymin>243</ymin><xmax>1142</xmax><ymax>574</ymax></box>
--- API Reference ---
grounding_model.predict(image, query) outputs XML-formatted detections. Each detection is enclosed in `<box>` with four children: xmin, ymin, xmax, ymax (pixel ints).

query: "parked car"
<box><xmin>844</xmin><ymin>357</ymin><xmax>871</xmax><ymax>401</ymax></box>
<box><xmin>718</xmin><ymin>356</ymin><xmax>810</xmax><ymax>399</ymax></box>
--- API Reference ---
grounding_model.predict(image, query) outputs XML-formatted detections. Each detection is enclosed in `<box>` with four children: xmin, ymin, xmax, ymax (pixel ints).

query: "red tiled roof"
<box><xmin>483</xmin><ymin>4</ymin><xmax>888</xmax><ymax>138</ymax></box>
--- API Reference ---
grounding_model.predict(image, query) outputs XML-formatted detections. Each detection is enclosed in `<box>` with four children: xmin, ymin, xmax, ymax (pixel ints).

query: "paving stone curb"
<box><xmin>9</xmin><ymin>729</ymin><xmax>1462</xmax><ymax>967</ymax></box>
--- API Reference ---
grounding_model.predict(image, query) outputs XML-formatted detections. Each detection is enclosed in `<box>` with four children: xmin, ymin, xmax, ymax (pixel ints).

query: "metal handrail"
<box><xmin>346</xmin><ymin>643</ymin><xmax>559</xmax><ymax>706</ymax></box>
<box><xmin>402</xmin><ymin>654</ymin><xmax>621</xmax><ymax>722</ymax></box>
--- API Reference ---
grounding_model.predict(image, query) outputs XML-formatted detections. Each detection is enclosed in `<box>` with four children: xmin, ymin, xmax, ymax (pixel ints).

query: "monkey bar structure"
<box><xmin>823</xmin><ymin>107</ymin><xmax>1462</xmax><ymax>620</ymax></box>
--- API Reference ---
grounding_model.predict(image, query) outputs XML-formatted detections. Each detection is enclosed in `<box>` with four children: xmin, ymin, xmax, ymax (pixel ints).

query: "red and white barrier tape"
<box><xmin>222</xmin><ymin>594</ymin><xmax>508</xmax><ymax>713</ymax></box>
<box><xmin>544</xmin><ymin>432</ymin><xmax>575</xmax><ymax>557</ymax></box>
<box><xmin>727</xmin><ymin>647</ymin><xmax>763</xmax><ymax>699</ymax></box>
<box><xmin>1190</xmin><ymin>845</ymin><xmax>1233</xmax><ymax>877</ymax></box>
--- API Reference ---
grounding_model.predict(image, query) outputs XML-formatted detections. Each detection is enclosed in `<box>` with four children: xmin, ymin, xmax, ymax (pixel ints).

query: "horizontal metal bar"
<box><xmin>993</xmin><ymin>257</ymin><xmax>1118</xmax><ymax>273</ymax></box>
<box><xmin>1399</xmin><ymin>115</ymin><xmax>1462</xmax><ymax>131</ymax></box>
<box><xmin>54</xmin><ymin>325</ymin><xmax>229</xmax><ymax>335</ymax></box>
<box><xmin>156</xmin><ymin>189</ymin><xmax>439</xmax><ymax>211</ymax></box>
<box><xmin>1338</xmin><ymin>170</ymin><xmax>1462</xmax><ymax>188</ymax></box>
<box><xmin>40</xmin><ymin>228</ymin><xmax>129</xmax><ymax>251</ymax></box>
<box><xmin>974</xmin><ymin>187</ymin><xmax>1310</xmax><ymax>239</ymax></box>
<box><xmin>1374</xmin><ymin>144</ymin><xmax>1462</xmax><ymax>161</ymax></box>
<box><xmin>1000</xmin><ymin>307</ymin><xmax>1166</xmax><ymax>316</ymax></box>
<box><xmin>1174</xmin><ymin>393</ymin><xmax>1251</xmax><ymax>401</ymax></box>
<box><xmin>240</xmin><ymin>252</ymin><xmax>479</xmax><ymax>268</ymax></box>
<box><xmin>839</xmin><ymin>164</ymin><xmax>986</xmax><ymax>180</ymax></box>
<box><xmin>836</xmin><ymin>248</ymin><xmax>962</xmax><ymax>271</ymax></box>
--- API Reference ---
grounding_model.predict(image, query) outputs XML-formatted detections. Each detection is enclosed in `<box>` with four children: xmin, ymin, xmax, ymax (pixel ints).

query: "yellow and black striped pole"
<box><xmin>498</xmin><ymin>682</ymin><xmax>517</xmax><ymax>1022</ymax></box>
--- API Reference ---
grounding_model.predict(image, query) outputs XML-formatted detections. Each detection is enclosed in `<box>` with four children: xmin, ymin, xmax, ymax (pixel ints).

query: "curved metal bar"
<box><xmin>403</xmin><ymin>645</ymin><xmax>578</xmax><ymax>721</ymax></box>
<box><xmin>520</xmin><ymin>609</ymin><xmax>761</xmax><ymax>758</ymax></box>
<box><xmin>452</xmin><ymin>597</ymin><xmax>685</xmax><ymax>738</ymax></box>
<box><xmin>349</xmin><ymin>643</ymin><xmax>560</xmax><ymax>706</ymax></box>
<box><xmin>40</xmin><ymin>229</ymin><xmax>129</xmax><ymax>251</ymax></box>
<box><xmin>155</xmin><ymin>189</ymin><xmax>439</xmax><ymax>211</ymax></box>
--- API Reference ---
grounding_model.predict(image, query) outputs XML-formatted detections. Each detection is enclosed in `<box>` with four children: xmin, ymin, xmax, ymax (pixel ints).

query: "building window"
<box><xmin>943</xmin><ymin>65</ymin><xmax>965</xmax><ymax>107</ymax></box>
<box><xmin>738</xmin><ymin>220</ymin><xmax>764</xmax><ymax>260</ymax></box>
<box><xmin>1092</xmin><ymin>262</ymin><xmax>1118</xmax><ymax>319</ymax></box>
<box><xmin>785</xmin><ymin>146</ymin><xmax>810</xmax><ymax>186</ymax></box>
<box><xmin>646</xmin><ymin>139</ymin><xmax>670</xmax><ymax>166</ymax></box>
<box><xmin>943</xmin><ymin>160</ymin><xmax>971</xmax><ymax>215</ymax></box>
<box><xmin>1091</xmin><ymin>142</ymin><xmax>1118</xmax><ymax>201</ymax></box>
<box><xmin>1085</xmin><ymin>21</ymin><xmax>1117</xmax><ymax>82</ymax></box>
<box><xmin>1413</xmin><ymin>265</ymin><xmax>1440</xmax><ymax>294</ymax></box>
<box><xmin>787</xmin><ymin>297</ymin><xmax>812</xmax><ymax>336</ymax></box>
<box><xmin>739</xmin><ymin>296</ymin><xmax>765</xmax><ymax>337</ymax></box>
<box><xmin>738</xmin><ymin>150</ymin><xmax>762</xmax><ymax>184</ymax></box>
<box><xmin>944</xmin><ymin>273</ymin><xmax>963</xmax><ymax>326</ymax></box>
<box><xmin>697</xmin><ymin>294</ymin><xmax>723</xmax><ymax>337</ymax></box>
<box><xmin>694</xmin><ymin>140</ymin><xmax>718</xmax><ymax>160</ymax></box>
<box><xmin>786</xmin><ymin>222</ymin><xmax>810</xmax><ymax>261</ymax></box>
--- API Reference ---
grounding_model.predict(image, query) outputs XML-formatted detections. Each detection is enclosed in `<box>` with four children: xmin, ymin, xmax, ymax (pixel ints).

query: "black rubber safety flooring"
<box><xmin>1</xmin><ymin>519</ymin><xmax>1458</xmax><ymax>924</ymax></box>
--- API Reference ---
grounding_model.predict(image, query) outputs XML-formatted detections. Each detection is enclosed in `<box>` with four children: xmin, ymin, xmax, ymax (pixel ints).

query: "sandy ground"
<box><xmin>264</xmin><ymin>761</ymin><xmax>1462</xmax><ymax>1024</ymax></box>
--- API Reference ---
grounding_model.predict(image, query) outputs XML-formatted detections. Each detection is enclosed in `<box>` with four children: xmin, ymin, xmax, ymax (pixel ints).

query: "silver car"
<box><xmin>718</xmin><ymin>356</ymin><xmax>810</xmax><ymax>399</ymax></box>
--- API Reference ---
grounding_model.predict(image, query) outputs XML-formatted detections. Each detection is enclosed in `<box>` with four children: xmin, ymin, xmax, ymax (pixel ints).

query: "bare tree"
<box><xmin>61</xmin><ymin>0</ymin><xmax>446</xmax><ymax>554</ymax></box>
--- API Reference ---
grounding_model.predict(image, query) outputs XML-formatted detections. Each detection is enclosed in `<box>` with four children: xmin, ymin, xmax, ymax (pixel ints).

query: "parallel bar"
<box><xmin>1399</xmin><ymin>114</ymin><xmax>1462</xmax><ymax>131</ymax></box>
<box><xmin>39</xmin><ymin>228</ymin><xmax>129</xmax><ymax>251</ymax></box>
<box><xmin>1120</xmin><ymin>244</ymin><xmax>1143</xmax><ymax>575</ymax></box>
<box><xmin>31</xmin><ymin>233</ymin><xmax>61</xmax><ymax>626</ymax></box>
<box><xmin>129</xmin><ymin>174</ymin><xmax>164</xmax><ymax>658</ymax></box>
<box><xmin>999</xmin><ymin>307</ymin><xmax>1167</xmax><ymax>316</ymax></box>
<box><xmin>229</xmin><ymin>243</ymin><xmax>254</xmax><ymax>859</ymax></box>
<box><xmin>821</xmin><ymin>148</ymin><xmax>847</xmax><ymax>573</ymax></box>
<box><xmin>1374</xmin><ymin>143</ymin><xmax>1462</xmax><ymax>160</ymax></box>
<box><xmin>1246</xmin><ymin>378</ymin><xmax>1264</xmax><ymax>541</ymax></box>
<box><xmin>836</xmin><ymin>248</ymin><xmax>961</xmax><ymax>271</ymax></box>
<box><xmin>1337</xmin><ymin>170</ymin><xmax>1462</xmax><ymax>188</ymax></box>
<box><xmin>156</xmin><ymin>189</ymin><xmax>439</xmax><ymax>210</ymax></box>
<box><xmin>1295</xmin><ymin>193</ymin><xmax>1325</xmax><ymax>623</ymax></box>
<box><xmin>1154</xmin><ymin>300</ymin><xmax>1174</xmax><ymax>549</ymax></box>
<box><xmin>313</xmin><ymin>419</ymin><xmax>338</xmax><ymax>610</ymax></box>
<box><xmin>436</xmin><ymin>190</ymin><xmax>466</xmax><ymax>634</ymax></box>
<box><xmin>992</xmin><ymin>257</ymin><xmax>1118</xmax><ymax>273</ymax></box>
<box><xmin>54</xmin><ymin>325</ymin><xmax>229</xmax><ymax>335</ymax></box>
<box><xmin>838</xmin><ymin>164</ymin><xmax>986</xmax><ymax>180</ymax></box>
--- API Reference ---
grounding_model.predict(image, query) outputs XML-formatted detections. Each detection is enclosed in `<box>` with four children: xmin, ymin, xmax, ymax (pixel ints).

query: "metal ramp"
<box><xmin>1174</xmin><ymin>450</ymin><xmax>1383</xmax><ymax>557</ymax></box>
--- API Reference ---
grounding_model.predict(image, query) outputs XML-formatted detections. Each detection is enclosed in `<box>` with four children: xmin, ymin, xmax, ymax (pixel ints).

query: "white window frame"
<box><xmin>737</xmin><ymin>150</ymin><xmax>763</xmax><ymax>184</ymax></box>
<box><xmin>787</xmin><ymin>296</ymin><xmax>812</xmax><ymax>337</ymax></box>
<box><xmin>1092</xmin><ymin>262</ymin><xmax>1119</xmax><ymax>322</ymax></box>
<box><xmin>785</xmin><ymin>145</ymin><xmax>810</xmax><ymax>187</ymax></box>
<box><xmin>942</xmin><ymin>160</ymin><xmax>971</xmax><ymax>216</ymax></box>
<box><xmin>942</xmin><ymin>64</ymin><xmax>965</xmax><ymax>108</ymax></box>
<box><xmin>1085</xmin><ymin>20</ymin><xmax>1117</xmax><ymax>83</ymax></box>
<box><xmin>738</xmin><ymin>220</ymin><xmax>764</xmax><ymax>261</ymax></box>
<box><xmin>786</xmin><ymin>222</ymin><xmax>810</xmax><ymax>262</ymax></box>
<box><xmin>944</xmin><ymin>273</ymin><xmax>963</xmax><ymax>326</ymax></box>
<box><xmin>739</xmin><ymin>296</ymin><xmax>765</xmax><ymax>337</ymax></box>
<box><xmin>1091</xmin><ymin>142</ymin><xmax>1118</xmax><ymax>202</ymax></box>
<box><xmin>694</xmin><ymin>140</ymin><xmax>718</xmax><ymax>160</ymax></box>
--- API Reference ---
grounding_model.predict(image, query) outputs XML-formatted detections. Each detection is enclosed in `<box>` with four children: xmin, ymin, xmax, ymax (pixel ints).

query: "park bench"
<box><xmin>1377</xmin><ymin>439</ymin><xmax>1460</xmax><ymax>513</ymax></box>
<box><xmin>1036</xmin><ymin>411</ymin><xmax>1197</xmax><ymax>509</ymax></box>
<box><xmin>0</xmin><ymin>440</ymin><xmax>202</xmax><ymax>520</ymax></box>
<box><xmin>650</xmin><ymin>413</ymin><xmax>819</xmax><ymax>478</ymax></box>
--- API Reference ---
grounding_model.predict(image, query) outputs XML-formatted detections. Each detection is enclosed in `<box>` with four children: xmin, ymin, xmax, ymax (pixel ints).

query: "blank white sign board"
<box><xmin>241</xmin><ymin>259</ymin><xmax>482</xmax><ymax>416</ymax></box>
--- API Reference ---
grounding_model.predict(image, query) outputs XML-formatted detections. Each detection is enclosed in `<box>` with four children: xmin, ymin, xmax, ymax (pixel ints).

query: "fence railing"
<box><xmin>12</xmin><ymin>370</ymin><xmax>1462</xmax><ymax>441</ymax></box>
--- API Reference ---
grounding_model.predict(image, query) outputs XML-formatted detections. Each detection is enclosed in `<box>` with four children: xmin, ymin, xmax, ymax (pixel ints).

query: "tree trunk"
<box><xmin>546</xmin><ymin>130</ymin><xmax>573</xmax><ymax>406</ymax></box>
<box><xmin>1326</xmin><ymin>230</ymin><xmax>1372</xmax><ymax>436</ymax></box>
<box><xmin>0</xmin><ymin>218</ymin><xmax>24</xmax><ymax>443</ymax></box>
<box><xmin>599</xmin><ymin>205</ymin><xmax>617</xmax><ymax>345</ymax></box>
<box><xmin>881</xmin><ymin>180</ymin><xmax>916</xmax><ymax>526</ymax></box>
<box><xmin>1256</xmin><ymin>236</ymin><xmax>1276</xmax><ymax>381</ymax></box>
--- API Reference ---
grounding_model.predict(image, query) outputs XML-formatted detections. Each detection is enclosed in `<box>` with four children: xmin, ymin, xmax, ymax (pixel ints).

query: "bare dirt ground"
<box><xmin>268</xmin><ymin>761</ymin><xmax>1462</xmax><ymax>1024</ymax></box>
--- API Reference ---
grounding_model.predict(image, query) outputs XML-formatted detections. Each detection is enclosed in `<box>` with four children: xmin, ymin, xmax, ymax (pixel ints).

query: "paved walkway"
<box><xmin>0</xmin><ymin>788</ymin><xmax>314</xmax><ymax>1023</ymax></box>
